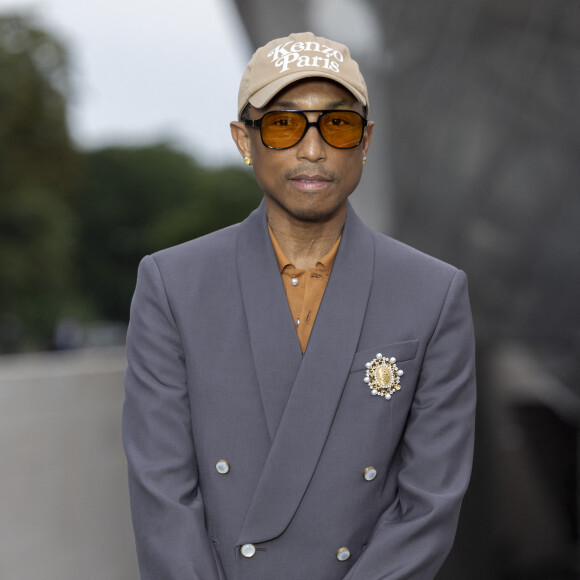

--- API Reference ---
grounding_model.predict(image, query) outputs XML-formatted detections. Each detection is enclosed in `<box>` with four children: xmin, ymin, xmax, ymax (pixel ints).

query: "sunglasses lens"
<box><xmin>319</xmin><ymin>111</ymin><xmax>364</xmax><ymax>148</ymax></box>
<box><xmin>261</xmin><ymin>112</ymin><xmax>307</xmax><ymax>149</ymax></box>
<box><xmin>258</xmin><ymin>111</ymin><xmax>365</xmax><ymax>149</ymax></box>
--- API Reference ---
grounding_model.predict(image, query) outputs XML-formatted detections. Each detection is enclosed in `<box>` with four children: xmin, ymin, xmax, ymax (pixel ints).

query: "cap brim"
<box><xmin>247</xmin><ymin>70</ymin><xmax>367</xmax><ymax>114</ymax></box>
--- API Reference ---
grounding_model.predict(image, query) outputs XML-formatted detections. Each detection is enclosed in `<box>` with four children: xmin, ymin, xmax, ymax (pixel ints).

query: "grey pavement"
<box><xmin>0</xmin><ymin>347</ymin><xmax>139</xmax><ymax>580</ymax></box>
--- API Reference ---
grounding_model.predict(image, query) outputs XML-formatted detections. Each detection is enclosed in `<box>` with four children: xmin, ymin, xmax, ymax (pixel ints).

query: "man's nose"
<box><xmin>295</xmin><ymin>121</ymin><xmax>327</xmax><ymax>161</ymax></box>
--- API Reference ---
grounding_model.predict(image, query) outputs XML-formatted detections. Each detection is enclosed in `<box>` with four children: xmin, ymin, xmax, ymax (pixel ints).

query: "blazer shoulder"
<box><xmin>372</xmin><ymin>230</ymin><xmax>459</xmax><ymax>275</ymax></box>
<box><xmin>148</xmin><ymin>221</ymin><xmax>242</xmax><ymax>274</ymax></box>
<box><xmin>369</xmin><ymin>230</ymin><xmax>465</xmax><ymax>303</ymax></box>
<box><xmin>146</xmin><ymin>202</ymin><xmax>266</xmax><ymax>275</ymax></box>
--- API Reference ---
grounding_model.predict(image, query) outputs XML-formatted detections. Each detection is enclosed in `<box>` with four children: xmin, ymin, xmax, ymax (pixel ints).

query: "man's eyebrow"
<box><xmin>326</xmin><ymin>99</ymin><xmax>354</xmax><ymax>109</ymax></box>
<box><xmin>268</xmin><ymin>100</ymin><xmax>299</xmax><ymax>109</ymax></box>
<box><xmin>268</xmin><ymin>98</ymin><xmax>354</xmax><ymax>110</ymax></box>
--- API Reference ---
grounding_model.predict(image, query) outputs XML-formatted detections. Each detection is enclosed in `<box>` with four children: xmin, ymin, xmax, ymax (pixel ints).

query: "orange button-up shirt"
<box><xmin>269</xmin><ymin>225</ymin><xmax>341</xmax><ymax>353</ymax></box>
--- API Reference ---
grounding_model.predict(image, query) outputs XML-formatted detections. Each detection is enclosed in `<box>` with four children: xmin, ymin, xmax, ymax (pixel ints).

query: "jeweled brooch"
<box><xmin>364</xmin><ymin>353</ymin><xmax>404</xmax><ymax>400</ymax></box>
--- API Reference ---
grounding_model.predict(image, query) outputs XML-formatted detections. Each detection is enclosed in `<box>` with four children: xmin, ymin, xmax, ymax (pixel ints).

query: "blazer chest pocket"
<box><xmin>350</xmin><ymin>340</ymin><xmax>419</xmax><ymax>374</ymax></box>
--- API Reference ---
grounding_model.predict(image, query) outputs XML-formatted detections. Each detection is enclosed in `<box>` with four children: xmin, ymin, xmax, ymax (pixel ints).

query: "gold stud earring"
<box><xmin>362</xmin><ymin>156</ymin><xmax>367</xmax><ymax>166</ymax></box>
<box><xmin>244</xmin><ymin>156</ymin><xmax>252</xmax><ymax>166</ymax></box>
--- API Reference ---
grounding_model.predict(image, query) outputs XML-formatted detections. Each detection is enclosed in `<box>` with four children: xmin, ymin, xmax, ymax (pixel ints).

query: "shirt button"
<box><xmin>240</xmin><ymin>543</ymin><xmax>256</xmax><ymax>558</ymax></box>
<box><xmin>295</xmin><ymin>318</ymin><xmax>300</xmax><ymax>327</ymax></box>
<box><xmin>215</xmin><ymin>459</ymin><xmax>230</xmax><ymax>474</ymax></box>
<box><xmin>363</xmin><ymin>466</ymin><xmax>377</xmax><ymax>481</ymax></box>
<box><xmin>336</xmin><ymin>547</ymin><xmax>351</xmax><ymax>561</ymax></box>
<box><xmin>291</xmin><ymin>277</ymin><xmax>299</xmax><ymax>286</ymax></box>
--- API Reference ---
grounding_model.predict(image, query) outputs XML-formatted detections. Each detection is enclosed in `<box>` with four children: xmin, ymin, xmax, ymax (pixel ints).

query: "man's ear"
<box><xmin>362</xmin><ymin>120</ymin><xmax>374</xmax><ymax>157</ymax></box>
<box><xmin>230</xmin><ymin>121</ymin><xmax>252</xmax><ymax>160</ymax></box>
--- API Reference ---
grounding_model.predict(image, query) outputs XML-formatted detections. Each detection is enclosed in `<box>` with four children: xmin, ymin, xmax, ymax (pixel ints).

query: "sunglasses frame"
<box><xmin>243</xmin><ymin>109</ymin><xmax>368</xmax><ymax>150</ymax></box>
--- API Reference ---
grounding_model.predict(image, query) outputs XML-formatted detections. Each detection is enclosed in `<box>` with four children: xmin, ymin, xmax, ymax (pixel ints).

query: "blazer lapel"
<box><xmin>237</xmin><ymin>205</ymin><xmax>375</xmax><ymax>545</ymax></box>
<box><xmin>236</xmin><ymin>202</ymin><xmax>303</xmax><ymax>440</ymax></box>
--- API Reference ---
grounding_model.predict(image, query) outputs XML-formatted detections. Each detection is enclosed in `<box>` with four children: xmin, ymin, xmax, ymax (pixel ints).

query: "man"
<box><xmin>123</xmin><ymin>32</ymin><xmax>476</xmax><ymax>580</ymax></box>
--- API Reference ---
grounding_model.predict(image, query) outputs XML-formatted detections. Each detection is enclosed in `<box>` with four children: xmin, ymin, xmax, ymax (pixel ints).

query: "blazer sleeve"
<box><xmin>344</xmin><ymin>269</ymin><xmax>477</xmax><ymax>580</ymax></box>
<box><xmin>122</xmin><ymin>255</ymin><xmax>222</xmax><ymax>580</ymax></box>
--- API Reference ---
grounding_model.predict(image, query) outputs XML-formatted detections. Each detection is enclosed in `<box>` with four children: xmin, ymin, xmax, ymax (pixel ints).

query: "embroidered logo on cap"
<box><xmin>267</xmin><ymin>40</ymin><xmax>344</xmax><ymax>73</ymax></box>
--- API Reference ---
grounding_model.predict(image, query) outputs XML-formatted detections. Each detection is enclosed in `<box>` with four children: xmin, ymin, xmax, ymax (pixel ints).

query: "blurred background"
<box><xmin>0</xmin><ymin>0</ymin><xmax>578</xmax><ymax>578</ymax></box>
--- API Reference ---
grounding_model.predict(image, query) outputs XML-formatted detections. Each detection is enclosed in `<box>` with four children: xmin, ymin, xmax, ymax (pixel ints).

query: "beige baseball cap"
<box><xmin>237</xmin><ymin>32</ymin><xmax>368</xmax><ymax>119</ymax></box>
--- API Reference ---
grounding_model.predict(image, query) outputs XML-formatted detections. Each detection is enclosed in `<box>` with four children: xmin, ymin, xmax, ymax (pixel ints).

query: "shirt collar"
<box><xmin>268</xmin><ymin>223</ymin><xmax>342</xmax><ymax>274</ymax></box>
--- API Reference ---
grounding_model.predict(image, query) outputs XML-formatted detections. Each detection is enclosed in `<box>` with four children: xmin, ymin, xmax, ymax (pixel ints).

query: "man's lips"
<box><xmin>291</xmin><ymin>173</ymin><xmax>331</xmax><ymax>182</ymax></box>
<box><xmin>289</xmin><ymin>174</ymin><xmax>332</xmax><ymax>191</ymax></box>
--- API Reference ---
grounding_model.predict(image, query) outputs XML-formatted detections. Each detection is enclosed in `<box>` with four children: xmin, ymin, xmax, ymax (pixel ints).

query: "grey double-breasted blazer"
<box><xmin>123</xmin><ymin>201</ymin><xmax>476</xmax><ymax>580</ymax></box>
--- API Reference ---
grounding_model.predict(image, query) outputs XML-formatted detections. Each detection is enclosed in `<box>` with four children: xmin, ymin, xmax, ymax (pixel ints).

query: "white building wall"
<box><xmin>0</xmin><ymin>348</ymin><xmax>139</xmax><ymax>580</ymax></box>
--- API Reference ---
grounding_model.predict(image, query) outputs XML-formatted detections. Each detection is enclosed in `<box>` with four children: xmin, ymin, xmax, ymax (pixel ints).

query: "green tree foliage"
<box><xmin>0</xmin><ymin>13</ymin><xmax>263</xmax><ymax>351</ymax></box>
<box><xmin>74</xmin><ymin>144</ymin><xmax>262</xmax><ymax>323</ymax></box>
<box><xmin>0</xmin><ymin>14</ymin><xmax>79</xmax><ymax>350</ymax></box>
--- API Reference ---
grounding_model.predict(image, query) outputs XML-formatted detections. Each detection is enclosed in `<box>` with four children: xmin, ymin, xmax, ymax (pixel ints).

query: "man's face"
<box><xmin>231</xmin><ymin>78</ymin><xmax>373</xmax><ymax>225</ymax></box>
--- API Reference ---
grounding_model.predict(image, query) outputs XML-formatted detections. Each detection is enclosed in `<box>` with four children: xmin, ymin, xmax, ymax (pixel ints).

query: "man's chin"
<box><xmin>283</xmin><ymin>200</ymin><xmax>348</xmax><ymax>225</ymax></box>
